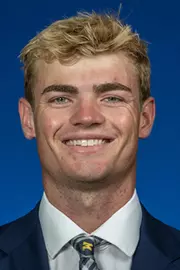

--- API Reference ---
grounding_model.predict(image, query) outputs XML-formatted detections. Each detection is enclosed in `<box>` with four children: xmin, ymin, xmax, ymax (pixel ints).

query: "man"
<box><xmin>0</xmin><ymin>11</ymin><xmax>180</xmax><ymax>270</ymax></box>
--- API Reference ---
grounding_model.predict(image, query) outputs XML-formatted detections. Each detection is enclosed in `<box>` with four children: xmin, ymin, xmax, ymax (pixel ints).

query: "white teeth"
<box><xmin>65</xmin><ymin>139</ymin><xmax>107</xmax><ymax>146</ymax></box>
<box><xmin>82</xmin><ymin>140</ymin><xmax>88</xmax><ymax>146</ymax></box>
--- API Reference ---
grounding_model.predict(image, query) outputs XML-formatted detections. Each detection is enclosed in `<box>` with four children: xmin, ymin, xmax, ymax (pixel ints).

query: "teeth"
<box><xmin>65</xmin><ymin>139</ymin><xmax>107</xmax><ymax>146</ymax></box>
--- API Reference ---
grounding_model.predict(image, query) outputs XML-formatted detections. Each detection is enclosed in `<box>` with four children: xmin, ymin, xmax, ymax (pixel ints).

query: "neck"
<box><xmin>43</xmin><ymin>173</ymin><xmax>136</xmax><ymax>233</ymax></box>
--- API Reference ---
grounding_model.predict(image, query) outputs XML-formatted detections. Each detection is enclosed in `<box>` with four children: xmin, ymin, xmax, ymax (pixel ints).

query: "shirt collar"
<box><xmin>39</xmin><ymin>189</ymin><xmax>142</xmax><ymax>259</ymax></box>
<box><xmin>39</xmin><ymin>193</ymin><xmax>85</xmax><ymax>259</ymax></box>
<box><xmin>92</xmin><ymin>190</ymin><xmax>142</xmax><ymax>256</ymax></box>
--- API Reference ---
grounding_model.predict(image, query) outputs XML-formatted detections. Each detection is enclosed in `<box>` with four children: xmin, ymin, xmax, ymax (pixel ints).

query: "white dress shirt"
<box><xmin>39</xmin><ymin>190</ymin><xmax>142</xmax><ymax>270</ymax></box>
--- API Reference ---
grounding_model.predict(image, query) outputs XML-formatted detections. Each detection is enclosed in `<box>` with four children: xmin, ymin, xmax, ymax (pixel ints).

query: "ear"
<box><xmin>139</xmin><ymin>97</ymin><xmax>156</xmax><ymax>139</ymax></box>
<box><xmin>18</xmin><ymin>98</ymin><xmax>36</xmax><ymax>139</ymax></box>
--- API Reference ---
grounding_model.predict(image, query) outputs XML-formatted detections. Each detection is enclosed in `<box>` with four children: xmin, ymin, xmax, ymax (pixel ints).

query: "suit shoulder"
<box><xmin>0</xmin><ymin>222</ymin><xmax>11</xmax><ymax>236</ymax></box>
<box><xmin>149</xmin><ymin>210</ymin><xmax>180</xmax><ymax>235</ymax></box>
<box><xmin>0</xmin><ymin>214</ymin><xmax>29</xmax><ymax>236</ymax></box>
<box><xmin>0</xmin><ymin>203</ymin><xmax>40</xmax><ymax>238</ymax></box>
<box><xmin>142</xmin><ymin>206</ymin><xmax>180</xmax><ymax>250</ymax></box>
<box><xmin>155</xmin><ymin>216</ymin><xmax>180</xmax><ymax>239</ymax></box>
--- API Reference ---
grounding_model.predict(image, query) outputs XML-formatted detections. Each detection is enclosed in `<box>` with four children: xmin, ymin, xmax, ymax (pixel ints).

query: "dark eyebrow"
<box><xmin>41</xmin><ymin>82</ymin><xmax>132</xmax><ymax>96</ymax></box>
<box><xmin>93</xmin><ymin>82</ymin><xmax>132</xmax><ymax>93</ymax></box>
<box><xmin>41</xmin><ymin>84</ymin><xmax>79</xmax><ymax>95</ymax></box>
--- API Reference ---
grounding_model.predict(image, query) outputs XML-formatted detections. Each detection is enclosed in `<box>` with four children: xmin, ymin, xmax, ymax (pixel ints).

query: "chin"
<box><xmin>65</xmin><ymin>167</ymin><xmax>113</xmax><ymax>186</ymax></box>
<box><xmin>70</xmin><ymin>175</ymin><xmax>110</xmax><ymax>191</ymax></box>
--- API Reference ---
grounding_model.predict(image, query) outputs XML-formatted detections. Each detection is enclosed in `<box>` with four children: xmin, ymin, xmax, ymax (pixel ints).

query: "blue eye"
<box><xmin>50</xmin><ymin>97</ymin><xmax>70</xmax><ymax>104</ymax></box>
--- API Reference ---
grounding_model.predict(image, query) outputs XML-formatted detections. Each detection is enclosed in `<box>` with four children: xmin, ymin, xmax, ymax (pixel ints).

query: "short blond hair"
<box><xmin>20</xmin><ymin>12</ymin><xmax>150</xmax><ymax>107</ymax></box>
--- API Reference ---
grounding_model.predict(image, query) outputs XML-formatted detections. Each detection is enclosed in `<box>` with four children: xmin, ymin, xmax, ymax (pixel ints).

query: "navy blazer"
<box><xmin>0</xmin><ymin>204</ymin><xmax>180</xmax><ymax>270</ymax></box>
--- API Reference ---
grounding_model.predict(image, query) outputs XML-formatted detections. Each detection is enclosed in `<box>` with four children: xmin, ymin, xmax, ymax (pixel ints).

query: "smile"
<box><xmin>64</xmin><ymin>139</ymin><xmax>111</xmax><ymax>147</ymax></box>
<box><xmin>62</xmin><ymin>137</ymin><xmax>114</xmax><ymax>154</ymax></box>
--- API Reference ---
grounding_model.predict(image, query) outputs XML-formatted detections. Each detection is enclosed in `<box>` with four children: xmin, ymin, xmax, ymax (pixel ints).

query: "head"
<box><xmin>19</xmin><ymin>12</ymin><xmax>155</xmax><ymax>191</ymax></box>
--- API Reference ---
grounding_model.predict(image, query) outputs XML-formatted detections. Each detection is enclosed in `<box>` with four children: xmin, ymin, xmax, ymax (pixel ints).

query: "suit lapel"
<box><xmin>12</xmin><ymin>221</ymin><xmax>49</xmax><ymax>270</ymax></box>
<box><xmin>131</xmin><ymin>227</ymin><xmax>170</xmax><ymax>270</ymax></box>
<box><xmin>132</xmin><ymin>205</ymin><xmax>180</xmax><ymax>270</ymax></box>
<box><xmin>0</xmin><ymin>204</ymin><xmax>49</xmax><ymax>270</ymax></box>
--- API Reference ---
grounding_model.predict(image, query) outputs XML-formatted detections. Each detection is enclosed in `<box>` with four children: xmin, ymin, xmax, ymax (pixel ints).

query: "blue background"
<box><xmin>0</xmin><ymin>0</ymin><xmax>180</xmax><ymax>227</ymax></box>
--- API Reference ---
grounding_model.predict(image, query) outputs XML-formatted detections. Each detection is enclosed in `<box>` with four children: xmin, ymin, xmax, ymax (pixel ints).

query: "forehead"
<box><xmin>34</xmin><ymin>53</ymin><xmax>138</xmax><ymax>94</ymax></box>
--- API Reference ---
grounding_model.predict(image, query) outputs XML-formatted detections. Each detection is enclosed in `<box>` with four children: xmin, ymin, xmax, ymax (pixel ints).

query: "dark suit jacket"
<box><xmin>0</xmin><ymin>204</ymin><xmax>180</xmax><ymax>270</ymax></box>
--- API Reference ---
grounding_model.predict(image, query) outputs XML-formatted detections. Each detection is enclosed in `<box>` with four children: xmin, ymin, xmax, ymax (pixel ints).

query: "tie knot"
<box><xmin>70</xmin><ymin>234</ymin><xmax>102</xmax><ymax>257</ymax></box>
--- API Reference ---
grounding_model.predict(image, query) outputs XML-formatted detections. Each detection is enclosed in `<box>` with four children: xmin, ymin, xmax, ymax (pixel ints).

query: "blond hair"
<box><xmin>20</xmin><ymin>12</ymin><xmax>150</xmax><ymax>107</ymax></box>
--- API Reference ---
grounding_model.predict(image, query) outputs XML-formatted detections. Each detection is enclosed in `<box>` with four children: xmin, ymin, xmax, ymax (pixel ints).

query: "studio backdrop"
<box><xmin>0</xmin><ymin>0</ymin><xmax>179</xmax><ymax>228</ymax></box>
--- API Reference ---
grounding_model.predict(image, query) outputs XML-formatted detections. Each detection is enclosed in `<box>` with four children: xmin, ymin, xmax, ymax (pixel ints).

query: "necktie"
<box><xmin>70</xmin><ymin>234</ymin><xmax>103</xmax><ymax>270</ymax></box>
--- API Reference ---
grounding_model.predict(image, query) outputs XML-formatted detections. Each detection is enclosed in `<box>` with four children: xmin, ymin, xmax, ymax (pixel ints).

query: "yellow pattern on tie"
<box><xmin>70</xmin><ymin>234</ymin><xmax>103</xmax><ymax>270</ymax></box>
<box><xmin>82</xmin><ymin>241</ymin><xmax>93</xmax><ymax>251</ymax></box>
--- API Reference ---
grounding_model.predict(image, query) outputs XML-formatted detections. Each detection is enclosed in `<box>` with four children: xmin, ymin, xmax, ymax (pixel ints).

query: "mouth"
<box><xmin>63</xmin><ymin>139</ymin><xmax>113</xmax><ymax>146</ymax></box>
<box><xmin>62</xmin><ymin>138</ymin><xmax>114</xmax><ymax>153</ymax></box>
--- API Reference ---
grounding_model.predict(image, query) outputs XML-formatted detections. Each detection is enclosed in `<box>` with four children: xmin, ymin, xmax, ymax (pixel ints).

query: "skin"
<box><xmin>19</xmin><ymin>53</ymin><xmax>155</xmax><ymax>233</ymax></box>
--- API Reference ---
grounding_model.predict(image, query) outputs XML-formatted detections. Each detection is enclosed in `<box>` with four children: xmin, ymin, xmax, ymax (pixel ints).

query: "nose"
<box><xmin>69</xmin><ymin>99</ymin><xmax>105</xmax><ymax>127</ymax></box>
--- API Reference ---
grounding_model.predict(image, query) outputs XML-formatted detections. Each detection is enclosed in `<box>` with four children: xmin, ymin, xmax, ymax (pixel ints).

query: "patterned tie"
<box><xmin>70</xmin><ymin>234</ymin><xmax>103</xmax><ymax>270</ymax></box>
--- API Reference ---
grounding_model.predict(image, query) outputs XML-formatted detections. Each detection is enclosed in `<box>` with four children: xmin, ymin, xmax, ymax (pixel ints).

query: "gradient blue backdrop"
<box><xmin>0</xmin><ymin>0</ymin><xmax>179</xmax><ymax>228</ymax></box>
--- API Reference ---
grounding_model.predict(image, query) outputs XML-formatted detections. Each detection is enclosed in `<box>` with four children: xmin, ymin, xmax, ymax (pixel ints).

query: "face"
<box><xmin>19</xmin><ymin>53</ymin><xmax>155</xmax><ymax>189</ymax></box>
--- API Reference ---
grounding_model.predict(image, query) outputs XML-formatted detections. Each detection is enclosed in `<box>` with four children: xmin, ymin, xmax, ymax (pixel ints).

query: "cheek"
<box><xmin>105</xmin><ymin>106</ymin><xmax>139</xmax><ymax>131</ymax></box>
<box><xmin>35</xmin><ymin>109</ymin><xmax>64</xmax><ymax>137</ymax></box>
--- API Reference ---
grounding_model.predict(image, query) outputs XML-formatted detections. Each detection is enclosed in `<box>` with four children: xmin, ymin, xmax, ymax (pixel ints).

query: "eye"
<box><xmin>103</xmin><ymin>96</ymin><xmax>125</xmax><ymax>103</ymax></box>
<box><xmin>49</xmin><ymin>97</ymin><xmax>70</xmax><ymax>104</ymax></box>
